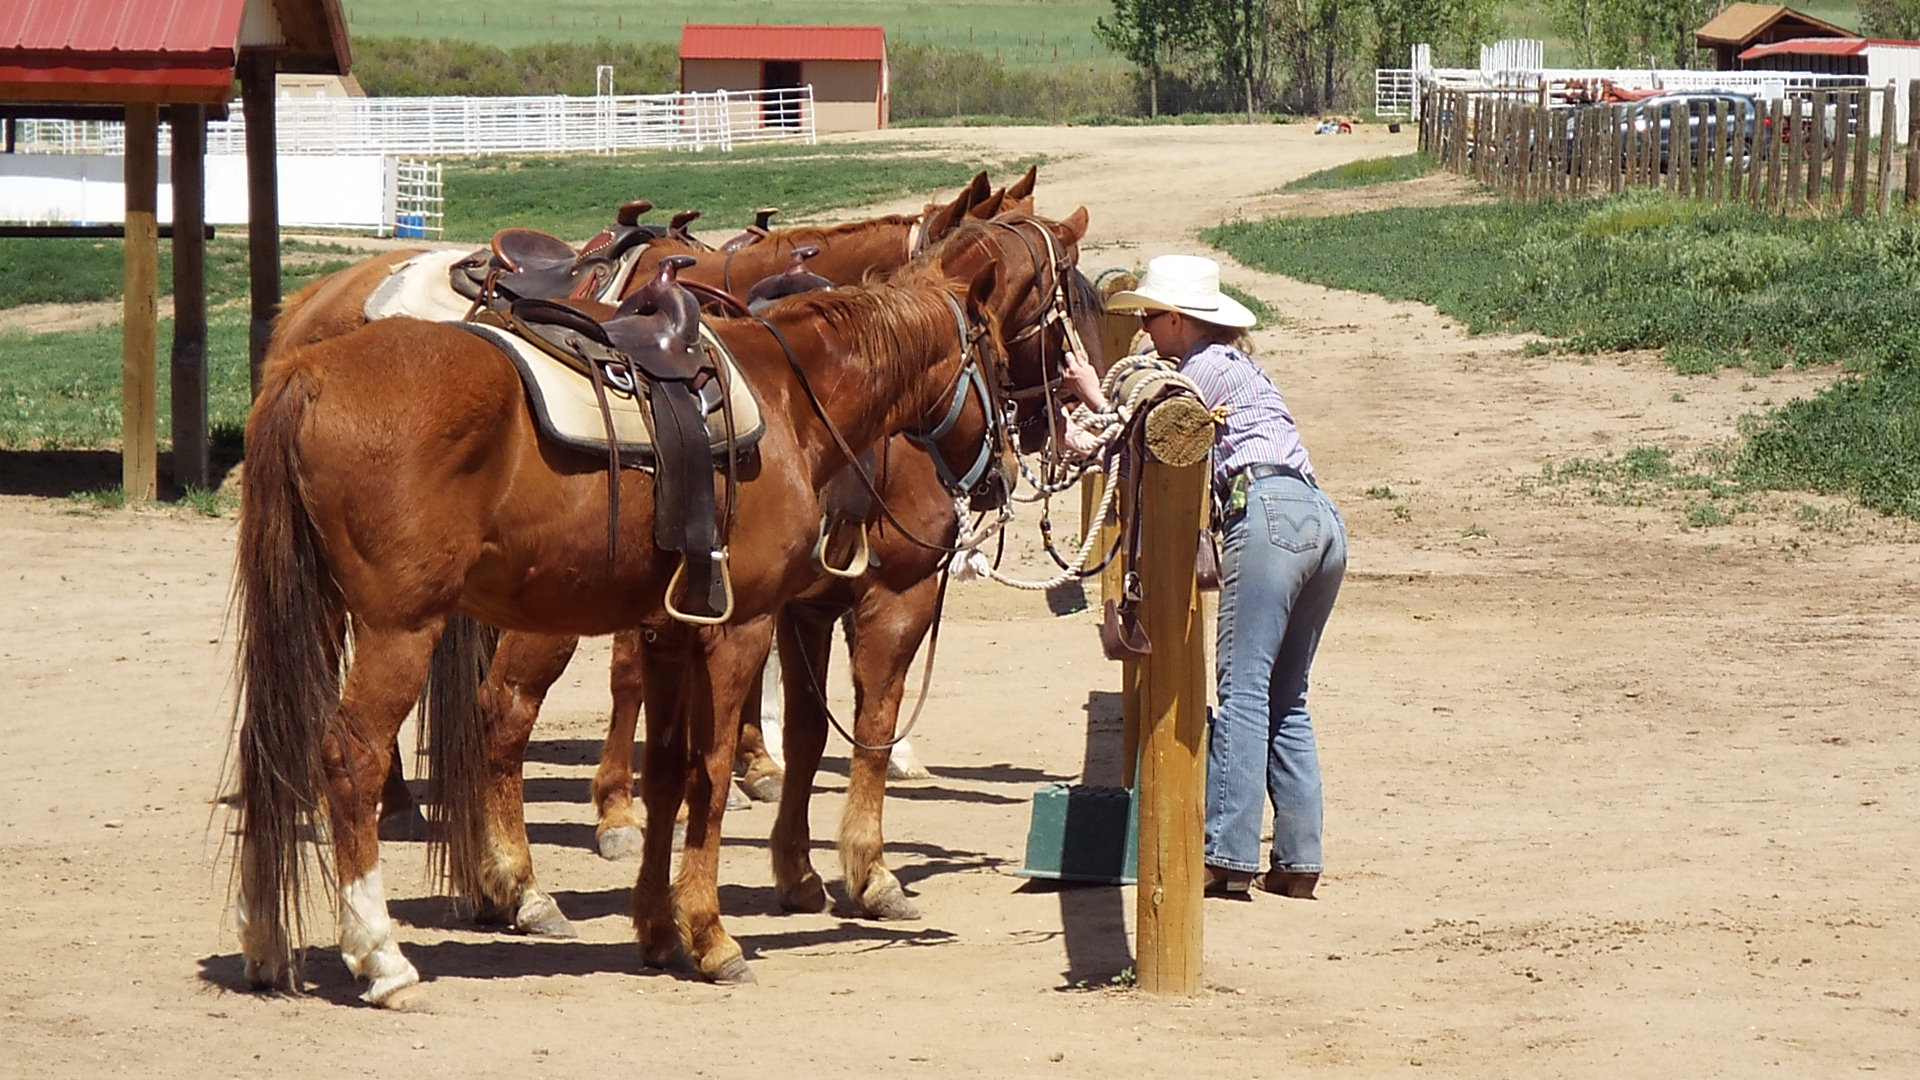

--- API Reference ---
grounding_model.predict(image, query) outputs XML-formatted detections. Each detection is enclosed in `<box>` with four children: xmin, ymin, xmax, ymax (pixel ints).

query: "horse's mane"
<box><xmin>766</xmin><ymin>260</ymin><xmax>968</xmax><ymax>392</ymax></box>
<box><xmin>779</xmin><ymin>215</ymin><xmax>917</xmax><ymax>245</ymax></box>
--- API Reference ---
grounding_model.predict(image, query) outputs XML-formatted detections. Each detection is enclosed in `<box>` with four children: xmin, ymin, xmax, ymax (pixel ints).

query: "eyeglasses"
<box><xmin>1140</xmin><ymin>309</ymin><xmax>1172</xmax><ymax>327</ymax></box>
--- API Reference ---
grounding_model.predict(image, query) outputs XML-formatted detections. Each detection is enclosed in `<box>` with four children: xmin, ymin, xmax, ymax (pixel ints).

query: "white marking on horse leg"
<box><xmin>338</xmin><ymin>872</ymin><xmax>421</xmax><ymax>1006</ymax></box>
<box><xmin>887</xmin><ymin>737</ymin><xmax>930</xmax><ymax>780</ymax></box>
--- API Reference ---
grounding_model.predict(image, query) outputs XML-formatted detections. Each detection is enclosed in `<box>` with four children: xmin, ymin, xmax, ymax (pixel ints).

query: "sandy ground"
<box><xmin>3</xmin><ymin>124</ymin><xmax>1918</xmax><ymax>1078</ymax></box>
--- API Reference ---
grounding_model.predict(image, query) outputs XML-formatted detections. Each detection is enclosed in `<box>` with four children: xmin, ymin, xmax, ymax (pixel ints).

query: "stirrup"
<box><xmin>665</xmin><ymin>548</ymin><xmax>736</xmax><ymax>626</ymax></box>
<box><xmin>811</xmin><ymin>514</ymin><xmax>870</xmax><ymax>579</ymax></box>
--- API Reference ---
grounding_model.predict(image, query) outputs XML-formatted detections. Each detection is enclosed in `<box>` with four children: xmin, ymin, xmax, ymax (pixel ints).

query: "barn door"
<box><xmin>762</xmin><ymin>60</ymin><xmax>803</xmax><ymax>128</ymax></box>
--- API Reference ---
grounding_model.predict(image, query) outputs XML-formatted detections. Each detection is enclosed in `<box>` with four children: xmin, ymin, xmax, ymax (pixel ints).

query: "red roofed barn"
<box><xmin>680</xmin><ymin>25</ymin><xmax>888</xmax><ymax>133</ymax></box>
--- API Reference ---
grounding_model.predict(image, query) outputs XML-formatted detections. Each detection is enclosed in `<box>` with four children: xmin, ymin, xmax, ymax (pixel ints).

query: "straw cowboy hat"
<box><xmin>1104</xmin><ymin>254</ymin><xmax>1256</xmax><ymax>329</ymax></box>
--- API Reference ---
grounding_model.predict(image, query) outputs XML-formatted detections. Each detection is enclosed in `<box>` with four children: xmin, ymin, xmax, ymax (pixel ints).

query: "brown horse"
<box><xmin>231</xmin><ymin>208</ymin><xmax>1089</xmax><ymax>1005</ymax></box>
<box><xmin>441</xmin><ymin>254</ymin><xmax>1106</xmax><ymax>936</ymax></box>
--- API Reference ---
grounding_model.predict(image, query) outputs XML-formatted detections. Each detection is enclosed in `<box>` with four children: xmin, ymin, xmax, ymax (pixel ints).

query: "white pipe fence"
<box><xmin>5</xmin><ymin>87</ymin><xmax>817</xmax><ymax>157</ymax></box>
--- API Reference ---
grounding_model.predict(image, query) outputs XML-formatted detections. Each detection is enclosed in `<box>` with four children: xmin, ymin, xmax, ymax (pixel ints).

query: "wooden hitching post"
<box><xmin>122</xmin><ymin>103</ymin><xmax>160</xmax><ymax>501</ymax></box>
<box><xmin>170</xmin><ymin>104</ymin><xmax>210</xmax><ymax>490</ymax></box>
<box><xmin>1131</xmin><ymin>387</ymin><xmax>1211</xmax><ymax>997</ymax></box>
<box><xmin>1095</xmin><ymin>272</ymin><xmax>1142</xmax><ymax>785</ymax></box>
<box><xmin>242</xmin><ymin>49</ymin><xmax>281</xmax><ymax>400</ymax></box>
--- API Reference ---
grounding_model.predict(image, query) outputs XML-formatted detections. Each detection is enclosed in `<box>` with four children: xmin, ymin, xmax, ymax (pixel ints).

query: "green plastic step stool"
<box><xmin>1013</xmin><ymin>782</ymin><xmax>1138</xmax><ymax>885</ymax></box>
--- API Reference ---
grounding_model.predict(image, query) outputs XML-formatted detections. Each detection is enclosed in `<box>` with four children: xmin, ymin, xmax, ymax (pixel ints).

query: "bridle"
<box><xmin>983</xmin><ymin>216</ymin><xmax>1097</xmax><ymax>497</ymax></box>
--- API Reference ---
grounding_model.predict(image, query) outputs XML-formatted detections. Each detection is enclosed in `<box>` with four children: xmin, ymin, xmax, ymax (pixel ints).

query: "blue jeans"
<box><xmin>1205</xmin><ymin>474</ymin><xmax>1346</xmax><ymax>875</ymax></box>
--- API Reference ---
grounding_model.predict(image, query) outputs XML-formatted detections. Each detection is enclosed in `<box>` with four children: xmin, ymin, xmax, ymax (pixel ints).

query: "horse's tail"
<box><xmin>230</xmin><ymin>360</ymin><xmax>343</xmax><ymax>986</ymax></box>
<box><xmin>418</xmin><ymin>613</ymin><xmax>499</xmax><ymax>901</ymax></box>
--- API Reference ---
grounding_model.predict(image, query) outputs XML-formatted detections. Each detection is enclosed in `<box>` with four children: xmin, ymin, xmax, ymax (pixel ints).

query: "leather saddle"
<box><xmin>450</xmin><ymin>199</ymin><xmax>665</xmax><ymax>304</ymax></box>
<box><xmin>472</xmin><ymin>256</ymin><xmax>756</xmax><ymax>623</ymax></box>
<box><xmin>721</xmin><ymin>207</ymin><xmax>780</xmax><ymax>253</ymax></box>
<box><xmin>746</xmin><ymin>244</ymin><xmax>832</xmax><ymax>312</ymax></box>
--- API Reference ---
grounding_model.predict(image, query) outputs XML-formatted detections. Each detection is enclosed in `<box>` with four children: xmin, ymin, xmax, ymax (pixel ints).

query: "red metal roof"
<box><xmin>1739</xmin><ymin>36</ymin><xmax>1870</xmax><ymax>59</ymax></box>
<box><xmin>0</xmin><ymin>0</ymin><xmax>350</xmax><ymax>104</ymax></box>
<box><xmin>680</xmin><ymin>25</ymin><xmax>886</xmax><ymax>63</ymax></box>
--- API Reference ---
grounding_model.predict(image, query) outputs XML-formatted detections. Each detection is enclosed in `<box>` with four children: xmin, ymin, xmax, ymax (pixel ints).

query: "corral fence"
<box><xmin>1419</xmin><ymin>80</ymin><xmax>1920</xmax><ymax>215</ymax></box>
<box><xmin>5</xmin><ymin>87</ymin><xmax>817</xmax><ymax>158</ymax></box>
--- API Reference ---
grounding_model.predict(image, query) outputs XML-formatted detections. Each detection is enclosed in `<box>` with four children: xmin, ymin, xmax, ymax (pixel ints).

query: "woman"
<box><xmin>1064</xmin><ymin>254</ymin><xmax>1346</xmax><ymax>899</ymax></box>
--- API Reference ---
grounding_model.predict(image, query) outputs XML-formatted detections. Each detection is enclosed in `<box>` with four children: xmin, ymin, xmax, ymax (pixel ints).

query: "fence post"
<box><xmin>1852</xmin><ymin>88</ymin><xmax>1872</xmax><ymax>216</ymax></box>
<box><xmin>1831</xmin><ymin>90</ymin><xmax>1852</xmax><ymax>213</ymax></box>
<box><xmin>1786</xmin><ymin>95</ymin><xmax>1804</xmax><ymax>209</ymax></box>
<box><xmin>1882</xmin><ymin>82</ymin><xmax>1900</xmax><ymax>217</ymax></box>
<box><xmin>1906</xmin><ymin>81</ymin><xmax>1920</xmax><ymax>210</ymax></box>
<box><xmin>1711</xmin><ymin>100</ymin><xmax>1728</xmax><ymax>202</ymax></box>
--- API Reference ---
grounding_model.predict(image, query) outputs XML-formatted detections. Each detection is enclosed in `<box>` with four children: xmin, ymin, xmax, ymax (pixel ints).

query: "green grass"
<box><xmin>1204</xmin><ymin>188</ymin><xmax>1920</xmax><ymax>375</ymax></box>
<box><xmin>440</xmin><ymin>142</ymin><xmax>1039</xmax><ymax>243</ymax></box>
<box><xmin>341</xmin><ymin>0</ymin><xmax>1118</xmax><ymax>67</ymax></box>
<box><xmin>0</xmin><ymin>320</ymin><xmax>254</xmax><ymax>450</ymax></box>
<box><xmin>0</xmin><ymin>237</ymin><xmax>359</xmax><ymax>309</ymax></box>
<box><xmin>1284</xmin><ymin>154</ymin><xmax>1437</xmax><ymax>191</ymax></box>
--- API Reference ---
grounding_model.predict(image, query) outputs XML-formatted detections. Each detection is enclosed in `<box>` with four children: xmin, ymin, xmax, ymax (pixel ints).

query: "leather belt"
<box><xmin>1238</xmin><ymin>462</ymin><xmax>1317</xmax><ymax>489</ymax></box>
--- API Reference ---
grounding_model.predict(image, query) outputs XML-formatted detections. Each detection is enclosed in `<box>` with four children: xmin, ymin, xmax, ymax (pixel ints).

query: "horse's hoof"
<box><xmin>377</xmin><ymin>807</ymin><xmax>430</xmax><ymax>843</ymax></box>
<box><xmin>861</xmin><ymin>885</ymin><xmax>921</xmax><ymax>921</ymax></box>
<box><xmin>514</xmin><ymin>893</ymin><xmax>578</xmax><ymax>939</ymax></box>
<box><xmin>642</xmin><ymin>942</ymin><xmax>697</xmax><ymax>974</ymax></box>
<box><xmin>375</xmin><ymin>982</ymin><xmax>432</xmax><ymax>1012</ymax></box>
<box><xmin>596</xmin><ymin>825</ymin><xmax>644</xmax><ymax>861</ymax></box>
<box><xmin>726</xmin><ymin>787</ymin><xmax>750</xmax><ymax>812</ymax></box>
<box><xmin>739</xmin><ymin>771</ymin><xmax>784</xmax><ymax>803</ymax></box>
<box><xmin>361</xmin><ymin>966</ymin><xmax>423</xmax><ymax>1009</ymax></box>
<box><xmin>242</xmin><ymin>956</ymin><xmax>297</xmax><ymax>993</ymax></box>
<box><xmin>777</xmin><ymin>873</ymin><xmax>829</xmax><ymax>914</ymax></box>
<box><xmin>709</xmin><ymin>955</ymin><xmax>757</xmax><ymax>985</ymax></box>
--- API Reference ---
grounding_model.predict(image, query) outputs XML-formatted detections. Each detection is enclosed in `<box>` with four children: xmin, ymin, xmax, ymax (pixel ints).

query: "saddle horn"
<box><xmin>615</xmin><ymin>200</ymin><xmax>654</xmax><ymax>227</ymax></box>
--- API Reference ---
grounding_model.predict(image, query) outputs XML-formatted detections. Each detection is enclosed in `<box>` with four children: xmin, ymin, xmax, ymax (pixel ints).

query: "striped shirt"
<box><xmin>1178</xmin><ymin>341</ymin><xmax>1315</xmax><ymax>491</ymax></box>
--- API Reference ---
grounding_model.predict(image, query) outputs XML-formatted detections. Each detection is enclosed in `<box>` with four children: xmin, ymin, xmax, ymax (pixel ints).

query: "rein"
<box><xmin>754</xmin><ymin>291</ymin><xmax>1012</xmax><ymax>554</ymax></box>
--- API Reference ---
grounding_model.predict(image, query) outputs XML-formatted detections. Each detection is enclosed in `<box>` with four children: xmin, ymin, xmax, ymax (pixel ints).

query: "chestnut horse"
<box><xmin>231</xmin><ymin>208</ymin><xmax>1088</xmax><ymax>1005</ymax></box>
<box><xmin>432</xmin><ymin>247</ymin><xmax>1105</xmax><ymax>937</ymax></box>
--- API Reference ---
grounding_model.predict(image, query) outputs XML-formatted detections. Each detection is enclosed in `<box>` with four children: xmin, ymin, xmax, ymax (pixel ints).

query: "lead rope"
<box><xmin>783</xmin><ymin>564</ymin><xmax>953</xmax><ymax>753</ymax></box>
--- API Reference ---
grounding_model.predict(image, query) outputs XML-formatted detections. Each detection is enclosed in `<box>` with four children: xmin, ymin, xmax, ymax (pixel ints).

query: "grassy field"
<box><xmin>342</xmin><ymin>0</ymin><xmax>1118</xmax><ymax>68</ymax></box>
<box><xmin>1206</xmin><ymin>183</ymin><xmax>1920</xmax><ymax>520</ymax></box>
<box><xmin>0</xmin><ymin>144</ymin><xmax>1033</xmax><ymax>456</ymax></box>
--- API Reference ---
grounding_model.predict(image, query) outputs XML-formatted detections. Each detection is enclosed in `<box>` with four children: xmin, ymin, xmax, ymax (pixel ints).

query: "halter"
<box><xmin>984</xmin><ymin>216</ymin><xmax>1099</xmax><ymax>499</ymax></box>
<box><xmin>904</xmin><ymin>293</ymin><xmax>1009</xmax><ymax>507</ymax></box>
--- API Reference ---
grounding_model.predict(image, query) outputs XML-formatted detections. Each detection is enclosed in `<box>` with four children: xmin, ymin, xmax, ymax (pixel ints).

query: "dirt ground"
<box><xmin>3</xmin><ymin>124</ymin><xmax>1917</xmax><ymax>1078</ymax></box>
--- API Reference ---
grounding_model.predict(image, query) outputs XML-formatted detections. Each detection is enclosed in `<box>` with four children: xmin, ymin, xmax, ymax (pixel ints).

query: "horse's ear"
<box><xmin>1060</xmin><ymin>206</ymin><xmax>1090</xmax><ymax>245</ymax></box>
<box><xmin>966</xmin><ymin>170</ymin><xmax>992</xmax><ymax>206</ymax></box>
<box><xmin>1007</xmin><ymin>165</ymin><xmax>1037</xmax><ymax>201</ymax></box>
<box><xmin>924</xmin><ymin>193</ymin><xmax>967</xmax><ymax>245</ymax></box>
<box><xmin>968</xmin><ymin>188</ymin><xmax>1008</xmax><ymax>220</ymax></box>
<box><xmin>966</xmin><ymin>260</ymin><xmax>999</xmax><ymax>318</ymax></box>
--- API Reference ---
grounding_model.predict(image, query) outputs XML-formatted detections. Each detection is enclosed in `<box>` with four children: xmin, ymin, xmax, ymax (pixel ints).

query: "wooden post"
<box><xmin>1906</xmin><ymin>81</ymin><xmax>1920</xmax><ymax>210</ymax></box>
<box><xmin>1786</xmin><ymin>96</ymin><xmax>1804</xmax><ymax>209</ymax></box>
<box><xmin>1133</xmin><ymin>447</ymin><xmax>1208</xmax><ymax>996</ymax></box>
<box><xmin>169</xmin><ymin>104</ymin><xmax>210</xmax><ymax>491</ymax></box>
<box><xmin>1810</xmin><ymin>90</ymin><xmax>1831</xmax><ymax>208</ymax></box>
<box><xmin>242</xmin><ymin>49</ymin><xmax>281</xmax><ymax>399</ymax></box>
<box><xmin>1879</xmin><ymin>82</ymin><xmax>1898</xmax><ymax>217</ymax></box>
<box><xmin>1852</xmin><ymin>88</ymin><xmax>1872</xmax><ymax>217</ymax></box>
<box><xmin>121</xmin><ymin>103</ymin><xmax>159</xmax><ymax>502</ymax></box>
<box><xmin>1095</xmin><ymin>272</ymin><xmax>1141</xmax><ymax>785</ymax></box>
<box><xmin>1711</xmin><ymin>100</ymin><xmax>1728</xmax><ymax>202</ymax></box>
<box><xmin>1831</xmin><ymin>91</ymin><xmax>1852</xmax><ymax>213</ymax></box>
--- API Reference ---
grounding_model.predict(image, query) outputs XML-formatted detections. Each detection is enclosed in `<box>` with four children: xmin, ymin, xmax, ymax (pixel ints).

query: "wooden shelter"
<box><xmin>680</xmin><ymin>25</ymin><xmax>888</xmax><ymax>133</ymax></box>
<box><xmin>0</xmin><ymin>0</ymin><xmax>350</xmax><ymax>497</ymax></box>
<box><xmin>1696</xmin><ymin>3</ymin><xmax>1857</xmax><ymax>71</ymax></box>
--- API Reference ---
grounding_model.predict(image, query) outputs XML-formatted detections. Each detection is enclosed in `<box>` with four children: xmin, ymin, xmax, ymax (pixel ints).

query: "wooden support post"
<box><xmin>121</xmin><ymin>103</ymin><xmax>159</xmax><ymax>502</ymax></box>
<box><xmin>1852</xmin><ymin>89</ymin><xmax>1872</xmax><ymax>217</ymax></box>
<box><xmin>1786</xmin><ymin>96</ymin><xmax>1804</xmax><ymax>209</ymax></box>
<box><xmin>242</xmin><ymin>49</ymin><xmax>281</xmax><ymax>400</ymax></box>
<box><xmin>169</xmin><ymin>104</ymin><xmax>210</xmax><ymax>491</ymax></box>
<box><xmin>1906</xmin><ymin>81</ymin><xmax>1920</xmax><ymax>210</ymax></box>
<box><xmin>1132</xmin><ymin>445</ymin><xmax>1209</xmax><ymax>997</ymax></box>
<box><xmin>1831</xmin><ymin>91</ymin><xmax>1852</xmax><ymax>213</ymax></box>
<box><xmin>1879</xmin><ymin>82</ymin><xmax>1898</xmax><ymax>217</ymax></box>
<box><xmin>1096</xmin><ymin>272</ymin><xmax>1142</xmax><ymax>785</ymax></box>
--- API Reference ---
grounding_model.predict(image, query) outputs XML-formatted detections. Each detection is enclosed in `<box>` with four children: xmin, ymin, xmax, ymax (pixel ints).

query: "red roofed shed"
<box><xmin>1</xmin><ymin>0</ymin><xmax>351</xmax><ymax>496</ymax></box>
<box><xmin>680</xmin><ymin>25</ymin><xmax>888</xmax><ymax>133</ymax></box>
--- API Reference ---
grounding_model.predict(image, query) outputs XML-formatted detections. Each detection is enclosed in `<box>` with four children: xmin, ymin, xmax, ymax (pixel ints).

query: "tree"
<box><xmin>1367</xmin><ymin>0</ymin><xmax>1500</xmax><ymax>71</ymax></box>
<box><xmin>1096</xmin><ymin>0</ymin><xmax>1211</xmax><ymax>115</ymax></box>
<box><xmin>1579</xmin><ymin>0</ymin><xmax>1721</xmax><ymax>69</ymax></box>
<box><xmin>1860</xmin><ymin>0</ymin><xmax>1920</xmax><ymax>39</ymax></box>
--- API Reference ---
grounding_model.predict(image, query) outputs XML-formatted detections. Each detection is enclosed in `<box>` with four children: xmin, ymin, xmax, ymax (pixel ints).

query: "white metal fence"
<box><xmin>393</xmin><ymin>159</ymin><xmax>444</xmax><ymax>238</ymax></box>
<box><xmin>4</xmin><ymin>87</ymin><xmax>817</xmax><ymax>158</ymax></box>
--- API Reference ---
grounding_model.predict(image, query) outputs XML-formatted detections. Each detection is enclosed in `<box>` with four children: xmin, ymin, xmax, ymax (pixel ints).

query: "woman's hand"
<box><xmin>1060</xmin><ymin>348</ymin><xmax>1108</xmax><ymax>411</ymax></box>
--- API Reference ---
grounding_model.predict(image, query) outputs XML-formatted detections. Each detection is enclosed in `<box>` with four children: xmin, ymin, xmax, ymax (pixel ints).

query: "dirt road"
<box><xmin>3</xmin><ymin>124</ymin><xmax>1915</xmax><ymax>1078</ymax></box>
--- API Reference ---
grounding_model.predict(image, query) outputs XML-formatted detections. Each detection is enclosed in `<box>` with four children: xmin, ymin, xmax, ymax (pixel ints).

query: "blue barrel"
<box><xmin>395</xmin><ymin>212</ymin><xmax>425</xmax><ymax>239</ymax></box>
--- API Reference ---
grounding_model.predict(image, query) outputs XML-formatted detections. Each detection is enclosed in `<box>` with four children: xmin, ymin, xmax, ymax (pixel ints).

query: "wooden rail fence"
<box><xmin>1419</xmin><ymin>82</ymin><xmax>1920</xmax><ymax>214</ymax></box>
